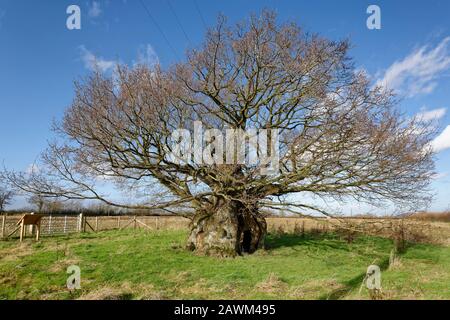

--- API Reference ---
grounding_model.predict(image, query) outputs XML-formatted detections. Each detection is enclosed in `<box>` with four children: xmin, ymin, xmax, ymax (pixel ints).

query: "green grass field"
<box><xmin>0</xmin><ymin>229</ymin><xmax>449</xmax><ymax>300</ymax></box>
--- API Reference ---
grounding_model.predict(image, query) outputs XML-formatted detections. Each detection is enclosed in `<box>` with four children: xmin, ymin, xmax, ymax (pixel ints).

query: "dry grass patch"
<box><xmin>48</xmin><ymin>257</ymin><xmax>81</xmax><ymax>273</ymax></box>
<box><xmin>175</xmin><ymin>278</ymin><xmax>222</xmax><ymax>299</ymax></box>
<box><xmin>78</xmin><ymin>282</ymin><xmax>164</xmax><ymax>300</ymax></box>
<box><xmin>0</xmin><ymin>242</ymin><xmax>37</xmax><ymax>262</ymax></box>
<box><xmin>255</xmin><ymin>273</ymin><xmax>288</xmax><ymax>295</ymax></box>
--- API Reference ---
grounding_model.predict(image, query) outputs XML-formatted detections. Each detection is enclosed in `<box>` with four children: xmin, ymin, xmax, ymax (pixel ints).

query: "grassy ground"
<box><xmin>0</xmin><ymin>229</ymin><xmax>449</xmax><ymax>300</ymax></box>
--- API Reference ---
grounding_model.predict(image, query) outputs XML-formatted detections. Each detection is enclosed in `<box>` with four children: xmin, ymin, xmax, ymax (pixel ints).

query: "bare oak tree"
<box><xmin>0</xmin><ymin>187</ymin><xmax>14</xmax><ymax>212</ymax></box>
<box><xmin>28</xmin><ymin>194</ymin><xmax>46</xmax><ymax>213</ymax></box>
<box><xmin>3</xmin><ymin>11</ymin><xmax>435</xmax><ymax>256</ymax></box>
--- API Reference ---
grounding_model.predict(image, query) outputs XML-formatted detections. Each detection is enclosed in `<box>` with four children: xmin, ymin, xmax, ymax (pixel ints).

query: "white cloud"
<box><xmin>431</xmin><ymin>125</ymin><xmax>450</xmax><ymax>153</ymax></box>
<box><xmin>78</xmin><ymin>44</ymin><xmax>159</xmax><ymax>74</ymax></box>
<box><xmin>134</xmin><ymin>44</ymin><xmax>159</xmax><ymax>67</ymax></box>
<box><xmin>432</xmin><ymin>172</ymin><xmax>449</xmax><ymax>180</ymax></box>
<box><xmin>79</xmin><ymin>45</ymin><xmax>116</xmax><ymax>73</ymax></box>
<box><xmin>88</xmin><ymin>1</ymin><xmax>102</xmax><ymax>18</ymax></box>
<box><xmin>26</xmin><ymin>164</ymin><xmax>40</xmax><ymax>175</ymax></box>
<box><xmin>416</xmin><ymin>107</ymin><xmax>447</xmax><ymax>122</ymax></box>
<box><xmin>376</xmin><ymin>37</ymin><xmax>450</xmax><ymax>97</ymax></box>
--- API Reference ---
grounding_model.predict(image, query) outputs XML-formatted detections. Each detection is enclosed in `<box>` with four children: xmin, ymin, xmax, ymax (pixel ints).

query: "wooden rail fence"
<box><xmin>1</xmin><ymin>213</ymin><xmax>448</xmax><ymax>245</ymax></box>
<box><xmin>0</xmin><ymin>213</ymin><xmax>190</xmax><ymax>240</ymax></box>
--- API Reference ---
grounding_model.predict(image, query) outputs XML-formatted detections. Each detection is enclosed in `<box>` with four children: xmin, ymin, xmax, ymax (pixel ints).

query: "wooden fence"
<box><xmin>0</xmin><ymin>213</ymin><xmax>190</xmax><ymax>240</ymax></box>
<box><xmin>1</xmin><ymin>213</ymin><xmax>449</xmax><ymax>245</ymax></box>
<box><xmin>0</xmin><ymin>214</ymin><xmax>336</xmax><ymax>240</ymax></box>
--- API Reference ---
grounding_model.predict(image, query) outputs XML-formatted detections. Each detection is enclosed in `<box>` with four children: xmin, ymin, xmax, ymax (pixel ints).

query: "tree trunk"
<box><xmin>186</xmin><ymin>199</ymin><xmax>267</xmax><ymax>257</ymax></box>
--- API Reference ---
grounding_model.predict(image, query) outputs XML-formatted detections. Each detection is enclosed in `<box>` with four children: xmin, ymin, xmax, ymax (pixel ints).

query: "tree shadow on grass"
<box><xmin>318</xmin><ymin>242</ymin><xmax>416</xmax><ymax>299</ymax></box>
<box><xmin>266</xmin><ymin>233</ymin><xmax>414</xmax><ymax>300</ymax></box>
<box><xmin>318</xmin><ymin>256</ymin><xmax>391</xmax><ymax>300</ymax></box>
<box><xmin>265</xmin><ymin>233</ymin><xmax>356</xmax><ymax>252</ymax></box>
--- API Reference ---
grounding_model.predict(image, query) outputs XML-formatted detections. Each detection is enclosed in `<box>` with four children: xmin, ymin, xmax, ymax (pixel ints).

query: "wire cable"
<box><xmin>138</xmin><ymin>0</ymin><xmax>179</xmax><ymax>60</ymax></box>
<box><xmin>192</xmin><ymin>0</ymin><xmax>208</xmax><ymax>30</ymax></box>
<box><xmin>166</xmin><ymin>0</ymin><xmax>192</xmax><ymax>45</ymax></box>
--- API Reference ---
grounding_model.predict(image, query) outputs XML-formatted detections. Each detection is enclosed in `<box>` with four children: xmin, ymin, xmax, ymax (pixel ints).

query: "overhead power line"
<box><xmin>166</xmin><ymin>0</ymin><xmax>192</xmax><ymax>45</ymax></box>
<box><xmin>138</xmin><ymin>0</ymin><xmax>179</xmax><ymax>60</ymax></box>
<box><xmin>193</xmin><ymin>0</ymin><xmax>208</xmax><ymax>30</ymax></box>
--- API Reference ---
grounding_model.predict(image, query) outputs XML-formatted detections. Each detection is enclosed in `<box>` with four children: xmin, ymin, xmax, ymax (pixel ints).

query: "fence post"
<box><xmin>29</xmin><ymin>212</ymin><xmax>35</xmax><ymax>236</ymax></box>
<box><xmin>1</xmin><ymin>212</ymin><xmax>6</xmax><ymax>239</ymax></box>
<box><xmin>48</xmin><ymin>215</ymin><xmax>52</xmax><ymax>235</ymax></box>
<box><xmin>78</xmin><ymin>213</ymin><xmax>83</xmax><ymax>233</ymax></box>
<box><xmin>64</xmin><ymin>215</ymin><xmax>67</xmax><ymax>234</ymax></box>
<box><xmin>117</xmin><ymin>216</ymin><xmax>121</xmax><ymax>229</ymax></box>
<box><xmin>134</xmin><ymin>216</ymin><xmax>137</xmax><ymax>229</ymax></box>
<box><xmin>95</xmin><ymin>216</ymin><xmax>99</xmax><ymax>232</ymax></box>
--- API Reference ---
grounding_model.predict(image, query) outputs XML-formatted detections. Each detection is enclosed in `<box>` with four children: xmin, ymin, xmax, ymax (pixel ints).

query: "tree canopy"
<box><xmin>2</xmin><ymin>11</ymin><xmax>435</xmax><ymax>255</ymax></box>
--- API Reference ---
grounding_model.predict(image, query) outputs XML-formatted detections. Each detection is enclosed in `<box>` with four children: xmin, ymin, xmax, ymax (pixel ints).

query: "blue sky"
<box><xmin>1</xmin><ymin>0</ymin><xmax>450</xmax><ymax>211</ymax></box>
